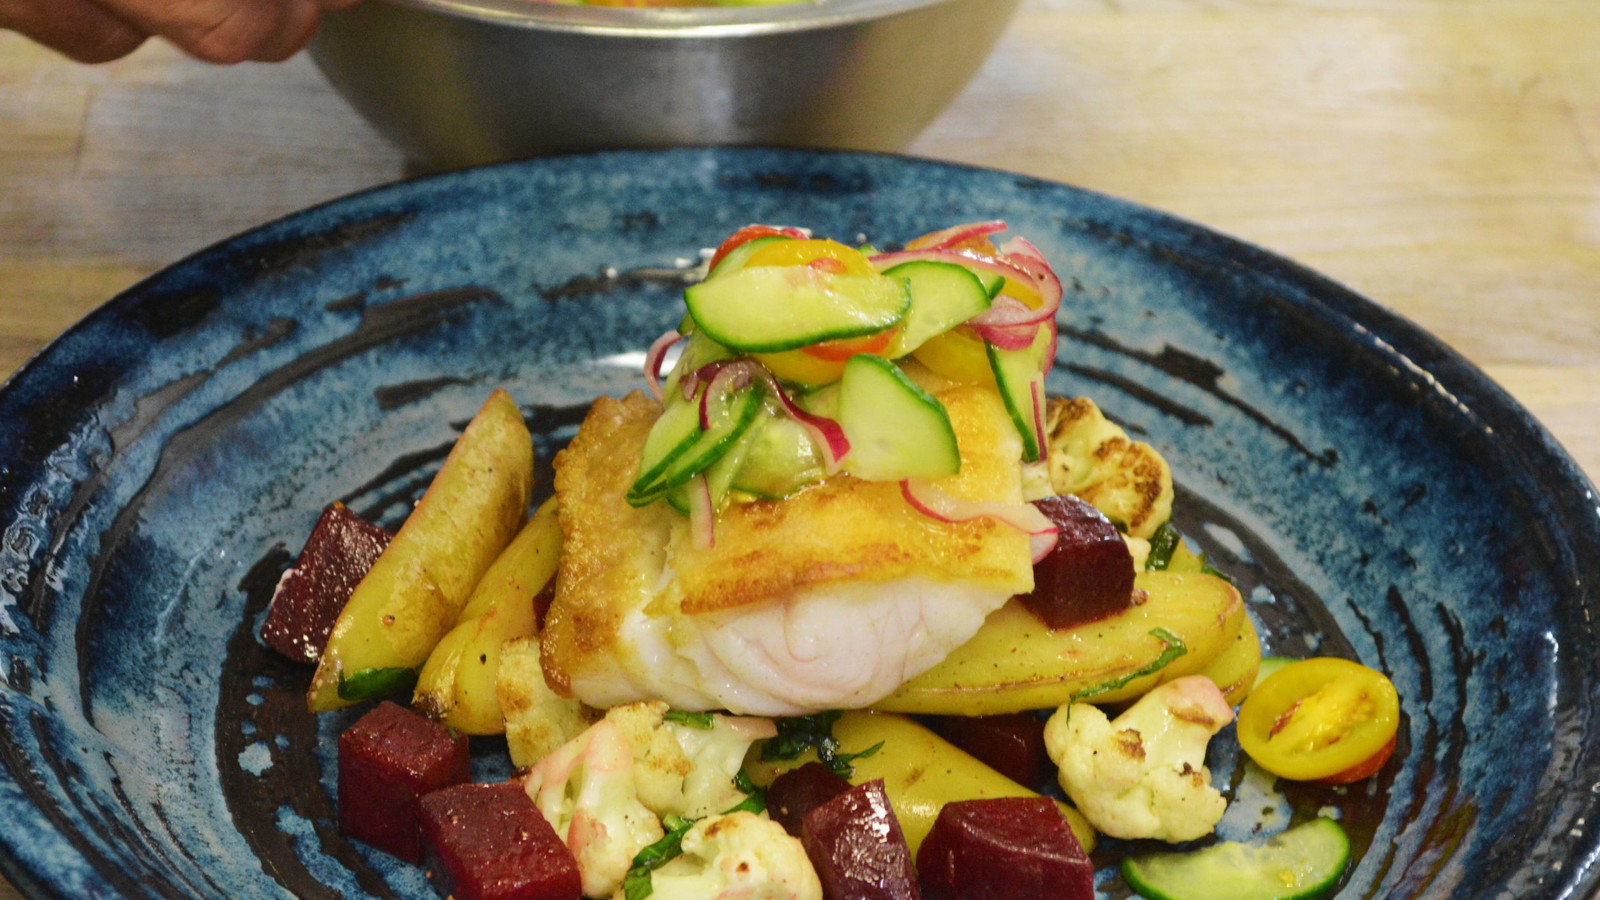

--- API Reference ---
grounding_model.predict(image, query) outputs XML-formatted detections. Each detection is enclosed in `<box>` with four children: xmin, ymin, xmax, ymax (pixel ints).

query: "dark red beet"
<box><xmin>1020</xmin><ymin>495</ymin><xmax>1135</xmax><ymax>630</ymax></box>
<box><xmin>261</xmin><ymin>502</ymin><xmax>391</xmax><ymax>663</ymax></box>
<box><xmin>937</xmin><ymin>714</ymin><xmax>1052</xmax><ymax>791</ymax></box>
<box><xmin>768</xmin><ymin>762</ymin><xmax>853</xmax><ymax>837</ymax></box>
<box><xmin>338</xmin><ymin>701</ymin><xmax>471</xmax><ymax>863</ymax></box>
<box><xmin>801</xmin><ymin>779</ymin><xmax>921</xmax><ymax>900</ymax></box>
<box><xmin>916</xmin><ymin>797</ymin><xmax>1092</xmax><ymax>900</ymax></box>
<box><xmin>420</xmin><ymin>781</ymin><xmax>580</xmax><ymax>900</ymax></box>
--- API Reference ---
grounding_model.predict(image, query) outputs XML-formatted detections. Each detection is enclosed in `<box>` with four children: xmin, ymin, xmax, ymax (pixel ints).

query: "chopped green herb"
<box><xmin>623</xmin><ymin>770</ymin><xmax>769</xmax><ymax>899</ymax></box>
<box><xmin>723</xmin><ymin>770</ymin><xmax>767</xmax><ymax>815</ymax></box>
<box><xmin>623</xmin><ymin>814</ymin><xmax>695</xmax><ymax>900</ymax></box>
<box><xmin>760</xmin><ymin>711</ymin><xmax>881</xmax><ymax>779</ymax></box>
<box><xmin>664</xmin><ymin>710</ymin><xmax>717</xmax><ymax>729</ymax></box>
<box><xmin>336</xmin><ymin>666</ymin><xmax>418</xmax><ymax>702</ymax></box>
<box><xmin>1071</xmin><ymin>628</ymin><xmax>1187</xmax><ymax>702</ymax></box>
<box><xmin>1145</xmin><ymin>522</ymin><xmax>1181</xmax><ymax>570</ymax></box>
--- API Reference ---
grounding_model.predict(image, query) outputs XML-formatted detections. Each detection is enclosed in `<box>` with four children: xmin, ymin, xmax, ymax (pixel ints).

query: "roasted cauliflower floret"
<box><xmin>1044</xmin><ymin>675</ymin><xmax>1233</xmax><ymax>842</ymax></box>
<box><xmin>1045</xmin><ymin>396</ymin><xmax>1173</xmax><ymax>539</ymax></box>
<box><xmin>605</xmin><ymin>701</ymin><xmax>777</xmax><ymax>819</ymax></box>
<box><xmin>523</xmin><ymin>701</ymin><xmax>777</xmax><ymax>898</ymax></box>
<box><xmin>498</xmin><ymin>637</ymin><xmax>596</xmax><ymax>768</ymax></box>
<box><xmin>523</xmin><ymin>715</ymin><xmax>663</xmax><ymax>899</ymax></box>
<box><xmin>640</xmin><ymin>811</ymin><xmax>823</xmax><ymax>900</ymax></box>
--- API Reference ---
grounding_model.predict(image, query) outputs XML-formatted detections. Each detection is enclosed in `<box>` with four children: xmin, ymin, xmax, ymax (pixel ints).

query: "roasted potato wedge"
<box><xmin>1199</xmin><ymin>613</ymin><xmax>1262</xmax><ymax>706</ymax></box>
<box><xmin>308</xmin><ymin>389</ymin><xmax>533</xmax><ymax>712</ymax></box>
<box><xmin>875</xmin><ymin>571</ymin><xmax>1244</xmax><ymax>715</ymax></box>
<box><xmin>413</xmin><ymin>499</ymin><xmax>560</xmax><ymax>733</ymax></box>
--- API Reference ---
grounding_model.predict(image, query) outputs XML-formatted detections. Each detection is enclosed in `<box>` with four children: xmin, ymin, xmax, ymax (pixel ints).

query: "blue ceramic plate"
<box><xmin>2</xmin><ymin>148</ymin><xmax>1598</xmax><ymax>899</ymax></box>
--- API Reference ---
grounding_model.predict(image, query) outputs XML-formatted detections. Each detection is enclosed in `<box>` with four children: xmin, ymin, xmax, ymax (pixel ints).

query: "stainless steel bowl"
<box><xmin>308</xmin><ymin>0</ymin><xmax>1021</xmax><ymax>171</ymax></box>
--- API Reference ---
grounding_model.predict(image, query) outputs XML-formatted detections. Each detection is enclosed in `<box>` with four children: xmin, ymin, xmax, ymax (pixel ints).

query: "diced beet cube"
<box><xmin>420</xmin><ymin>781</ymin><xmax>580</xmax><ymax>900</ymax></box>
<box><xmin>261</xmin><ymin>502</ymin><xmax>391</xmax><ymax>663</ymax></box>
<box><xmin>915</xmin><ymin>797</ymin><xmax>1092</xmax><ymax>900</ymax></box>
<box><xmin>937</xmin><ymin>714</ymin><xmax>1052</xmax><ymax>791</ymax></box>
<box><xmin>1020</xmin><ymin>495</ymin><xmax>1136</xmax><ymax>630</ymax></box>
<box><xmin>339</xmin><ymin>701</ymin><xmax>470</xmax><ymax>863</ymax></box>
<box><xmin>768</xmin><ymin>762</ymin><xmax>853</xmax><ymax>838</ymax></box>
<box><xmin>801</xmin><ymin>779</ymin><xmax>920</xmax><ymax>900</ymax></box>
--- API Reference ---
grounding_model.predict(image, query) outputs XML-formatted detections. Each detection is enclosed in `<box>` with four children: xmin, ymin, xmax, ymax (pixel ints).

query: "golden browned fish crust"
<box><xmin>541</xmin><ymin>385</ymin><xmax>1034</xmax><ymax>696</ymax></box>
<box><xmin>540</xmin><ymin>391</ymin><xmax>676</xmax><ymax>695</ymax></box>
<box><xmin>669</xmin><ymin>384</ymin><xmax>1032</xmax><ymax>615</ymax></box>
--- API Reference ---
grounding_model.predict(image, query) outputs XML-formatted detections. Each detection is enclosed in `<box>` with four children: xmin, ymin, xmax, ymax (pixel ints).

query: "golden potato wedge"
<box><xmin>1199</xmin><ymin>613</ymin><xmax>1262</xmax><ymax>706</ymax></box>
<box><xmin>875</xmin><ymin>571</ymin><xmax>1245</xmax><ymax>715</ymax></box>
<box><xmin>745</xmin><ymin>711</ymin><xmax>1094</xmax><ymax>855</ymax></box>
<box><xmin>413</xmin><ymin>499</ymin><xmax>560</xmax><ymax>733</ymax></box>
<box><xmin>308</xmin><ymin>389</ymin><xmax>533</xmax><ymax>712</ymax></box>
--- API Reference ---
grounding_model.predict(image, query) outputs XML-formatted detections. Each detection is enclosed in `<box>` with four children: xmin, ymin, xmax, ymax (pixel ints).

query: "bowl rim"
<box><xmin>364</xmin><ymin>0</ymin><xmax>963</xmax><ymax>36</ymax></box>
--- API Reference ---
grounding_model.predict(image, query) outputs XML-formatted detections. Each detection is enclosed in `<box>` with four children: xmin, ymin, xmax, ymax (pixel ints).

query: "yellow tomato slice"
<box><xmin>1237</xmin><ymin>657</ymin><xmax>1401</xmax><ymax>781</ymax></box>
<box><xmin>911</xmin><ymin>326</ymin><xmax>996</xmax><ymax>386</ymax></box>
<box><xmin>744</xmin><ymin>238</ymin><xmax>877</xmax><ymax>276</ymax></box>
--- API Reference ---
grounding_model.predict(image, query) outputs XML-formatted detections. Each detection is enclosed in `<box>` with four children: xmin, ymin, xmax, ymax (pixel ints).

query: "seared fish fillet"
<box><xmin>540</xmin><ymin>385</ymin><xmax>1033</xmax><ymax>716</ymax></box>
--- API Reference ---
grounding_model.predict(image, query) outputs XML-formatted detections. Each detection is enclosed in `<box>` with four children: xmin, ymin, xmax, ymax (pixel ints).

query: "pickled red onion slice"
<box><xmin>900</xmin><ymin>479</ymin><xmax>1059</xmax><ymax>563</ymax></box>
<box><xmin>644</xmin><ymin>329</ymin><xmax>683</xmax><ymax>403</ymax></box>
<box><xmin>909</xmin><ymin>219</ymin><xmax>1009</xmax><ymax>251</ymax></box>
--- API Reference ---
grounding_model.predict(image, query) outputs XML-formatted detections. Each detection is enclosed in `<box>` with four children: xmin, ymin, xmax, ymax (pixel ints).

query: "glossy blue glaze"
<box><xmin>1</xmin><ymin>148</ymin><xmax>1597</xmax><ymax>899</ymax></box>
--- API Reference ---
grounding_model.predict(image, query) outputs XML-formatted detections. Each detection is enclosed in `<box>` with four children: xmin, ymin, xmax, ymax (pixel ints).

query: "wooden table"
<box><xmin>1</xmin><ymin>0</ymin><xmax>1596</xmax><ymax>896</ymax></box>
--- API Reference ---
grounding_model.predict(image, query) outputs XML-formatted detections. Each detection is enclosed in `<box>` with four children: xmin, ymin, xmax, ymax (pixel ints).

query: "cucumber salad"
<box><xmin>259</xmin><ymin>221</ymin><xmax>1402</xmax><ymax>900</ymax></box>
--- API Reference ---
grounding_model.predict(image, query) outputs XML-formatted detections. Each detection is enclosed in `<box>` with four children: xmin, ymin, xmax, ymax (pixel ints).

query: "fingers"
<box><xmin>2</xmin><ymin>0</ymin><xmax>360</xmax><ymax>65</ymax></box>
<box><xmin>0</xmin><ymin>0</ymin><xmax>147</xmax><ymax>63</ymax></box>
<box><xmin>95</xmin><ymin>0</ymin><xmax>331</xmax><ymax>64</ymax></box>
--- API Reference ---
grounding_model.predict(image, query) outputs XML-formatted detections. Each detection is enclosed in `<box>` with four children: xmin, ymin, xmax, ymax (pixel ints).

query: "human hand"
<box><xmin>0</xmin><ymin>0</ymin><xmax>362</xmax><ymax>64</ymax></box>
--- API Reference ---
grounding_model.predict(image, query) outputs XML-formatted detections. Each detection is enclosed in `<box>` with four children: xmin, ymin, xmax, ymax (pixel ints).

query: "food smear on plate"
<box><xmin>257</xmin><ymin>221</ymin><xmax>1401</xmax><ymax>900</ymax></box>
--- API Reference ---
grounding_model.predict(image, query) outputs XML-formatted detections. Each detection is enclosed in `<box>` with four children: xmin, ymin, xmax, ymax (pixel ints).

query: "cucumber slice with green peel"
<box><xmin>666</xmin><ymin>421</ymin><xmax>756</xmax><ymax>514</ymax></box>
<box><xmin>629</xmin><ymin>398</ymin><xmax>704</xmax><ymax>504</ymax></box>
<box><xmin>707</xmin><ymin>234</ymin><xmax>794</xmax><ymax>278</ymax></box>
<box><xmin>628</xmin><ymin>385</ymin><xmax>762</xmax><ymax>506</ymax></box>
<box><xmin>684</xmin><ymin>266</ymin><xmax>910</xmax><ymax>354</ymax></box>
<box><xmin>837</xmin><ymin>355</ymin><xmax>960</xmax><ymax>481</ymax></box>
<box><xmin>987</xmin><ymin>325</ymin><xmax>1053</xmax><ymax>462</ymax></box>
<box><xmin>1121</xmin><ymin>817</ymin><xmax>1351</xmax><ymax>900</ymax></box>
<box><xmin>975</xmin><ymin>268</ymin><xmax>1006</xmax><ymax>299</ymax></box>
<box><xmin>881</xmin><ymin>261</ymin><xmax>993</xmax><ymax>358</ymax></box>
<box><xmin>730</xmin><ymin>414</ymin><xmax>826</xmax><ymax>499</ymax></box>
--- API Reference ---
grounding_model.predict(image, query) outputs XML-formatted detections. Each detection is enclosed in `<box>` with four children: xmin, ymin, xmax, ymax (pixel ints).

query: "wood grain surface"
<box><xmin>2</xmin><ymin>0</ymin><xmax>1598</xmax><ymax>897</ymax></box>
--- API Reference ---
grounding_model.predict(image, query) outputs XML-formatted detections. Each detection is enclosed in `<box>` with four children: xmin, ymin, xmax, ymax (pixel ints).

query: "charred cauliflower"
<box><xmin>1044</xmin><ymin>396</ymin><xmax>1173</xmax><ymax>540</ymax></box>
<box><xmin>1044</xmin><ymin>675</ymin><xmax>1233</xmax><ymax>842</ymax></box>
<box><xmin>641</xmin><ymin>811</ymin><xmax>822</xmax><ymax>900</ymax></box>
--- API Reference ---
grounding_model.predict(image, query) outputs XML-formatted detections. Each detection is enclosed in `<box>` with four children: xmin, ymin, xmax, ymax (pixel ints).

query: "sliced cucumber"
<box><xmin>837</xmin><ymin>355</ymin><xmax>959</xmax><ymax>481</ymax></box>
<box><xmin>986</xmin><ymin>324</ymin><xmax>1053</xmax><ymax>462</ymax></box>
<box><xmin>628</xmin><ymin>385</ymin><xmax>762</xmax><ymax>506</ymax></box>
<box><xmin>629</xmin><ymin>398</ymin><xmax>704</xmax><ymax>503</ymax></box>
<box><xmin>708</xmin><ymin>234</ymin><xmax>794</xmax><ymax>278</ymax></box>
<box><xmin>666</xmin><ymin>420</ymin><xmax>756</xmax><ymax>514</ymax></box>
<box><xmin>1122</xmin><ymin>817</ymin><xmax>1351</xmax><ymax>900</ymax></box>
<box><xmin>976</xmin><ymin>268</ymin><xmax>1006</xmax><ymax>299</ymax></box>
<box><xmin>730</xmin><ymin>414</ymin><xmax>826</xmax><ymax>499</ymax></box>
<box><xmin>881</xmin><ymin>260</ymin><xmax>993</xmax><ymax>358</ymax></box>
<box><xmin>684</xmin><ymin>265</ymin><xmax>910</xmax><ymax>354</ymax></box>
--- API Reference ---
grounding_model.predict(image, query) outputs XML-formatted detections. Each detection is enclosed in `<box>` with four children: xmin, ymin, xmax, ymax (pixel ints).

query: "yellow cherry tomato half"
<box><xmin>744</xmin><ymin>238</ymin><xmax>877</xmax><ymax>276</ymax></box>
<box><xmin>1237</xmin><ymin>657</ymin><xmax>1400</xmax><ymax>782</ymax></box>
